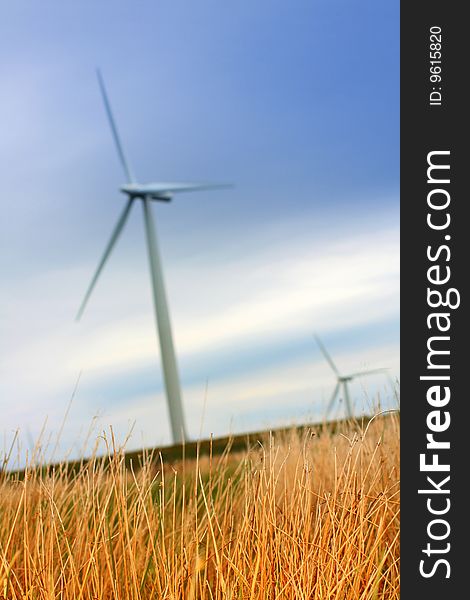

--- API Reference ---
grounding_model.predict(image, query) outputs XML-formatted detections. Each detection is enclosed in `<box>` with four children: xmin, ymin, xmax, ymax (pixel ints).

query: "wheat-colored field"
<box><xmin>0</xmin><ymin>415</ymin><xmax>399</xmax><ymax>599</ymax></box>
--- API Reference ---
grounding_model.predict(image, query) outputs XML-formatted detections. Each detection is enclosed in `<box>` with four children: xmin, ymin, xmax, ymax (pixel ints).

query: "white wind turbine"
<box><xmin>314</xmin><ymin>334</ymin><xmax>388</xmax><ymax>420</ymax></box>
<box><xmin>76</xmin><ymin>70</ymin><xmax>230</xmax><ymax>444</ymax></box>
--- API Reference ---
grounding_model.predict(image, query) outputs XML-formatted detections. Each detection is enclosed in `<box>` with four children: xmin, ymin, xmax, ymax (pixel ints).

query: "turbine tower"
<box><xmin>314</xmin><ymin>334</ymin><xmax>388</xmax><ymax>420</ymax></box>
<box><xmin>77</xmin><ymin>70</ymin><xmax>229</xmax><ymax>444</ymax></box>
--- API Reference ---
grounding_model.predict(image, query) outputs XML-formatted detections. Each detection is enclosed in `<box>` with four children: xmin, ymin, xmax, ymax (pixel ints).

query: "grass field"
<box><xmin>0</xmin><ymin>414</ymin><xmax>399</xmax><ymax>599</ymax></box>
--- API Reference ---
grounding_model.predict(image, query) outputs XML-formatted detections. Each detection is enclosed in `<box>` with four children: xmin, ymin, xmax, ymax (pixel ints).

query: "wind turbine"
<box><xmin>314</xmin><ymin>334</ymin><xmax>388</xmax><ymax>420</ymax></box>
<box><xmin>76</xmin><ymin>70</ymin><xmax>230</xmax><ymax>444</ymax></box>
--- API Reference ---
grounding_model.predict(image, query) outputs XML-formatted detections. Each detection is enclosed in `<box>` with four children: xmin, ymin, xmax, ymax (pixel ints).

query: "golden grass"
<box><xmin>0</xmin><ymin>415</ymin><xmax>399</xmax><ymax>599</ymax></box>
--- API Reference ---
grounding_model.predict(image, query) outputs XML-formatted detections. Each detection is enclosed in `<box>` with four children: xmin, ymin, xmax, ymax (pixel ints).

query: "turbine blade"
<box><xmin>76</xmin><ymin>198</ymin><xmax>134</xmax><ymax>320</ymax></box>
<box><xmin>348</xmin><ymin>368</ymin><xmax>389</xmax><ymax>379</ymax></box>
<box><xmin>314</xmin><ymin>334</ymin><xmax>340</xmax><ymax>376</ymax></box>
<box><xmin>325</xmin><ymin>381</ymin><xmax>341</xmax><ymax>420</ymax></box>
<box><xmin>158</xmin><ymin>183</ymin><xmax>233</xmax><ymax>194</ymax></box>
<box><xmin>96</xmin><ymin>69</ymin><xmax>135</xmax><ymax>183</ymax></box>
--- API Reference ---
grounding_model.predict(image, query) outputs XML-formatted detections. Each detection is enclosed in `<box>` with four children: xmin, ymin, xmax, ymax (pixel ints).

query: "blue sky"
<box><xmin>0</xmin><ymin>0</ymin><xmax>399</xmax><ymax>463</ymax></box>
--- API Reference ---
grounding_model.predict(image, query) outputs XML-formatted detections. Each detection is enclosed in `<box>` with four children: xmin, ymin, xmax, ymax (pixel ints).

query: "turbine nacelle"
<box><xmin>120</xmin><ymin>183</ymin><xmax>173</xmax><ymax>201</ymax></box>
<box><xmin>120</xmin><ymin>182</ymin><xmax>231</xmax><ymax>201</ymax></box>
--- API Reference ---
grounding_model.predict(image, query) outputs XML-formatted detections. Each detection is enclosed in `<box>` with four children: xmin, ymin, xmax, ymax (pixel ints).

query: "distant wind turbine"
<box><xmin>76</xmin><ymin>70</ymin><xmax>231</xmax><ymax>444</ymax></box>
<box><xmin>314</xmin><ymin>334</ymin><xmax>388</xmax><ymax>420</ymax></box>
